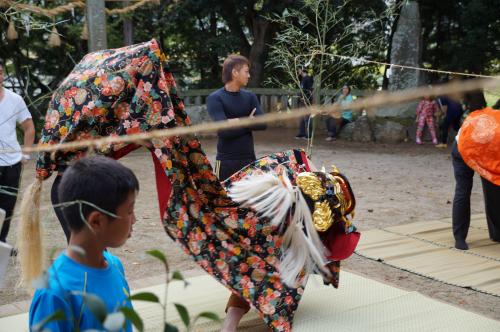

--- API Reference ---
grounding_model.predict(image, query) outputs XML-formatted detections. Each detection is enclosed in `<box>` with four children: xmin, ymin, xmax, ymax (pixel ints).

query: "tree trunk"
<box><xmin>86</xmin><ymin>0</ymin><xmax>108</xmax><ymax>51</ymax></box>
<box><xmin>248</xmin><ymin>16</ymin><xmax>271</xmax><ymax>87</ymax></box>
<box><xmin>209</xmin><ymin>13</ymin><xmax>220</xmax><ymax>83</ymax></box>
<box><xmin>123</xmin><ymin>1</ymin><xmax>134</xmax><ymax>46</ymax></box>
<box><xmin>382</xmin><ymin>0</ymin><xmax>403</xmax><ymax>90</ymax></box>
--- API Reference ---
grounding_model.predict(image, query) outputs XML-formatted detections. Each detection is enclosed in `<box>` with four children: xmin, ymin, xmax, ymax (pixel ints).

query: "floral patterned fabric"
<box><xmin>223</xmin><ymin>151</ymin><xmax>360</xmax><ymax>288</ymax></box>
<box><xmin>36</xmin><ymin>40</ymin><xmax>358</xmax><ymax>331</ymax></box>
<box><xmin>36</xmin><ymin>40</ymin><xmax>179</xmax><ymax>178</ymax></box>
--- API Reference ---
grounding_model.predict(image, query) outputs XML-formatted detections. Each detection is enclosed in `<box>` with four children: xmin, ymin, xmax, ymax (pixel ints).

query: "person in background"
<box><xmin>450</xmin><ymin>96</ymin><xmax>493</xmax><ymax>250</ymax></box>
<box><xmin>325</xmin><ymin>85</ymin><xmax>353</xmax><ymax>141</ymax></box>
<box><xmin>415</xmin><ymin>95</ymin><xmax>438</xmax><ymax>145</ymax></box>
<box><xmin>207</xmin><ymin>54</ymin><xmax>268</xmax><ymax>332</ymax></box>
<box><xmin>0</xmin><ymin>59</ymin><xmax>35</xmax><ymax>249</ymax></box>
<box><xmin>295</xmin><ymin>68</ymin><xmax>314</xmax><ymax>139</ymax></box>
<box><xmin>435</xmin><ymin>94</ymin><xmax>464</xmax><ymax>148</ymax></box>
<box><xmin>207</xmin><ymin>54</ymin><xmax>267</xmax><ymax>182</ymax></box>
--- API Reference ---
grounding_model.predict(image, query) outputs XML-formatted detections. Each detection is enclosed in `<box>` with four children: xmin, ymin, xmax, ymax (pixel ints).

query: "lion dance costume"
<box><xmin>23</xmin><ymin>40</ymin><xmax>360</xmax><ymax>331</ymax></box>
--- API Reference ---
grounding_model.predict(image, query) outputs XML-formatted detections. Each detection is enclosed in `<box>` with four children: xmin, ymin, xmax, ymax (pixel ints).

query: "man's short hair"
<box><xmin>222</xmin><ymin>54</ymin><xmax>249</xmax><ymax>84</ymax></box>
<box><xmin>59</xmin><ymin>156</ymin><xmax>139</xmax><ymax>232</ymax></box>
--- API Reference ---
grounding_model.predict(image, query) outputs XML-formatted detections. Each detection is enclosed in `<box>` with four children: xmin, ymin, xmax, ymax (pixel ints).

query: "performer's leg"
<box><xmin>51</xmin><ymin>174</ymin><xmax>71</xmax><ymax>243</ymax></box>
<box><xmin>451</xmin><ymin>142</ymin><xmax>474</xmax><ymax>249</ymax></box>
<box><xmin>0</xmin><ymin>162</ymin><xmax>22</xmax><ymax>243</ymax></box>
<box><xmin>480</xmin><ymin>177</ymin><xmax>500</xmax><ymax>242</ymax></box>
<box><xmin>222</xmin><ymin>294</ymin><xmax>250</xmax><ymax>332</ymax></box>
<box><xmin>218</xmin><ymin>158</ymin><xmax>255</xmax><ymax>329</ymax></box>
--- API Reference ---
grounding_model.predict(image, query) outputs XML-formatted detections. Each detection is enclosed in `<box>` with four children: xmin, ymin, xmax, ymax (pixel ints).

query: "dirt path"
<box><xmin>2</xmin><ymin>129</ymin><xmax>498</xmax><ymax>321</ymax></box>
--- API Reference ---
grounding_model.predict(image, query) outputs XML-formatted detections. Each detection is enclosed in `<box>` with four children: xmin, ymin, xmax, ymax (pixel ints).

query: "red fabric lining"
<box><xmin>300</xmin><ymin>151</ymin><xmax>311</xmax><ymax>171</ymax></box>
<box><xmin>150</xmin><ymin>150</ymin><xmax>172</xmax><ymax>219</ymax></box>
<box><xmin>109</xmin><ymin>143</ymin><xmax>141</xmax><ymax>160</ymax></box>
<box><xmin>110</xmin><ymin>144</ymin><xmax>173</xmax><ymax>219</ymax></box>
<box><xmin>324</xmin><ymin>229</ymin><xmax>360</xmax><ymax>261</ymax></box>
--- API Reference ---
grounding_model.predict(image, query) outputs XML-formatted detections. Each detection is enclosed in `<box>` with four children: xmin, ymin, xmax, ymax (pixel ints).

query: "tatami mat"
<box><xmin>356</xmin><ymin>214</ymin><xmax>500</xmax><ymax>296</ymax></box>
<box><xmin>1</xmin><ymin>270</ymin><xmax>500</xmax><ymax>331</ymax></box>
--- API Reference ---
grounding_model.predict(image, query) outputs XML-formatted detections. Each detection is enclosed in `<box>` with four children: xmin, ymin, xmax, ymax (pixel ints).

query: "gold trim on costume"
<box><xmin>296</xmin><ymin>166</ymin><xmax>355</xmax><ymax>233</ymax></box>
<box><xmin>312</xmin><ymin>201</ymin><xmax>334</xmax><ymax>232</ymax></box>
<box><xmin>296</xmin><ymin>172</ymin><xmax>325</xmax><ymax>201</ymax></box>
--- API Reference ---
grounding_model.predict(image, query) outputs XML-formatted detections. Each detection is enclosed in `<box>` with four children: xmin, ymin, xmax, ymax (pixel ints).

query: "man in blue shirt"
<box><xmin>29</xmin><ymin>156</ymin><xmax>138</xmax><ymax>331</ymax></box>
<box><xmin>207</xmin><ymin>54</ymin><xmax>266</xmax><ymax>181</ymax></box>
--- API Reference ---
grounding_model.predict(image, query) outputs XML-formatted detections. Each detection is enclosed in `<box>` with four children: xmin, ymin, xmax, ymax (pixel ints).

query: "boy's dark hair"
<box><xmin>59</xmin><ymin>156</ymin><xmax>139</xmax><ymax>232</ymax></box>
<box><xmin>222</xmin><ymin>54</ymin><xmax>249</xmax><ymax>84</ymax></box>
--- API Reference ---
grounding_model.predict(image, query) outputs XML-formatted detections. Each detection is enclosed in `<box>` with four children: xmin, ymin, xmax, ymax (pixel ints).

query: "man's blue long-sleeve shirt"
<box><xmin>207</xmin><ymin>88</ymin><xmax>267</xmax><ymax>160</ymax></box>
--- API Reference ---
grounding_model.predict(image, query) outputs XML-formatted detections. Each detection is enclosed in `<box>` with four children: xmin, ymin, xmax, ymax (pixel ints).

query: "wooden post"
<box><xmin>313</xmin><ymin>75</ymin><xmax>321</xmax><ymax>105</ymax></box>
<box><xmin>86</xmin><ymin>0</ymin><xmax>108</xmax><ymax>51</ymax></box>
<box><xmin>123</xmin><ymin>1</ymin><xmax>133</xmax><ymax>45</ymax></box>
<box><xmin>281</xmin><ymin>95</ymin><xmax>288</xmax><ymax>110</ymax></box>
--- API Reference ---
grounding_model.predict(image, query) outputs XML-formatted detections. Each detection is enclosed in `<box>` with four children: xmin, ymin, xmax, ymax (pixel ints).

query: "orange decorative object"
<box><xmin>458</xmin><ymin>107</ymin><xmax>500</xmax><ymax>185</ymax></box>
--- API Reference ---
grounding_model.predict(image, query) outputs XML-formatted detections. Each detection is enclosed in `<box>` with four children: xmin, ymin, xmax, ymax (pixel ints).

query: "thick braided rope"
<box><xmin>1</xmin><ymin>77</ymin><xmax>497</xmax><ymax>155</ymax></box>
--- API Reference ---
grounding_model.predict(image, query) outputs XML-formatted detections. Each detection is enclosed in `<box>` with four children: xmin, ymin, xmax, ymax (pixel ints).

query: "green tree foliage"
<box><xmin>0</xmin><ymin>1</ymin><xmax>124</xmax><ymax>131</ymax></box>
<box><xmin>1</xmin><ymin>0</ymin><xmax>498</xmax><ymax>132</ymax></box>
<box><xmin>419</xmin><ymin>0</ymin><xmax>500</xmax><ymax>76</ymax></box>
<box><xmin>132</xmin><ymin>0</ymin><xmax>296</xmax><ymax>88</ymax></box>
<box><xmin>266</xmin><ymin>0</ymin><xmax>389</xmax><ymax>91</ymax></box>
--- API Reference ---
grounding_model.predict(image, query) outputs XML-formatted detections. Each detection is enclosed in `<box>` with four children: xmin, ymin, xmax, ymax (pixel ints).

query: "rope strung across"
<box><xmin>1</xmin><ymin>76</ymin><xmax>498</xmax><ymax>155</ymax></box>
<box><xmin>296</xmin><ymin>51</ymin><xmax>498</xmax><ymax>79</ymax></box>
<box><xmin>0</xmin><ymin>0</ymin><xmax>160</xmax><ymax>17</ymax></box>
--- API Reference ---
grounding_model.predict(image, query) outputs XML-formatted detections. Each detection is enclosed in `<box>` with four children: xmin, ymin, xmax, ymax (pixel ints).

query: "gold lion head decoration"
<box><xmin>296</xmin><ymin>166</ymin><xmax>355</xmax><ymax>232</ymax></box>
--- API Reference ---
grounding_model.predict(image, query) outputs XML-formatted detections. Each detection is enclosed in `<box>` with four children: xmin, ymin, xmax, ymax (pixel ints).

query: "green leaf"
<box><xmin>72</xmin><ymin>292</ymin><xmax>107</xmax><ymax>323</ymax></box>
<box><xmin>119</xmin><ymin>307</ymin><xmax>144</xmax><ymax>332</ymax></box>
<box><xmin>174</xmin><ymin>303</ymin><xmax>190</xmax><ymax>328</ymax></box>
<box><xmin>171</xmin><ymin>271</ymin><xmax>189</xmax><ymax>287</ymax></box>
<box><xmin>31</xmin><ymin>309</ymin><xmax>65</xmax><ymax>332</ymax></box>
<box><xmin>146</xmin><ymin>249</ymin><xmax>168</xmax><ymax>266</ymax></box>
<box><xmin>129</xmin><ymin>292</ymin><xmax>160</xmax><ymax>303</ymax></box>
<box><xmin>171</xmin><ymin>271</ymin><xmax>184</xmax><ymax>281</ymax></box>
<box><xmin>196</xmin><ymin>311</ymin><xmax>221</xmax><ymax>323</ymax></box>
<box><xmin>164</xmin><ymin>322</ymin><xmax>179</xmax><ymax>332</ymax></box>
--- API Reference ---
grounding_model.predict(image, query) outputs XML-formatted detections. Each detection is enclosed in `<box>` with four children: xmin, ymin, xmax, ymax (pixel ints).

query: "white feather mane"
<box><xmin>228</xmin><ymin>172</ymin><xmax>329</xmax><ymax>287</ymax></box>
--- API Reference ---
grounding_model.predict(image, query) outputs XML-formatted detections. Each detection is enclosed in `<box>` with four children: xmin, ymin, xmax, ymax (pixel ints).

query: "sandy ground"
<box><xmin>1</xmin><ymin>129</ymin><xmax>498</xmax><ymax>321</ymax></box>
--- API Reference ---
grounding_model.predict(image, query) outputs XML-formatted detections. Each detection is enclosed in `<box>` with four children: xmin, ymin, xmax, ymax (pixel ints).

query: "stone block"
<box><xmin>352</xmin><ymin>116</ymin><xmax>374</xmax><ymax>142</ymax></box>
<box><xmin>374</xmin><ymin>121</ymin><xmax>407</xmax><ymax>143</ymax></box>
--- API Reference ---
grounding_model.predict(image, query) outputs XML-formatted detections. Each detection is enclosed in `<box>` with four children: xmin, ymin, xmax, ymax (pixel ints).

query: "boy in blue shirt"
<box><xmin>29</xmin><ymin>156</ymin><xmax>139</xmax><ymax>331</ymax></box>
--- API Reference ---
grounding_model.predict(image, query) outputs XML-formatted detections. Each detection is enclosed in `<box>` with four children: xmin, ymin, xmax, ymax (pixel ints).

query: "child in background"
<box><xmin>29</xmin><ymin>156</ymin><xmax>138</xmax><ymax>332</ymax></box>
<box><xmin>415</xmin><ymin>95</ymin><xmax>439</xmax><ymax>145</ymax></box>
